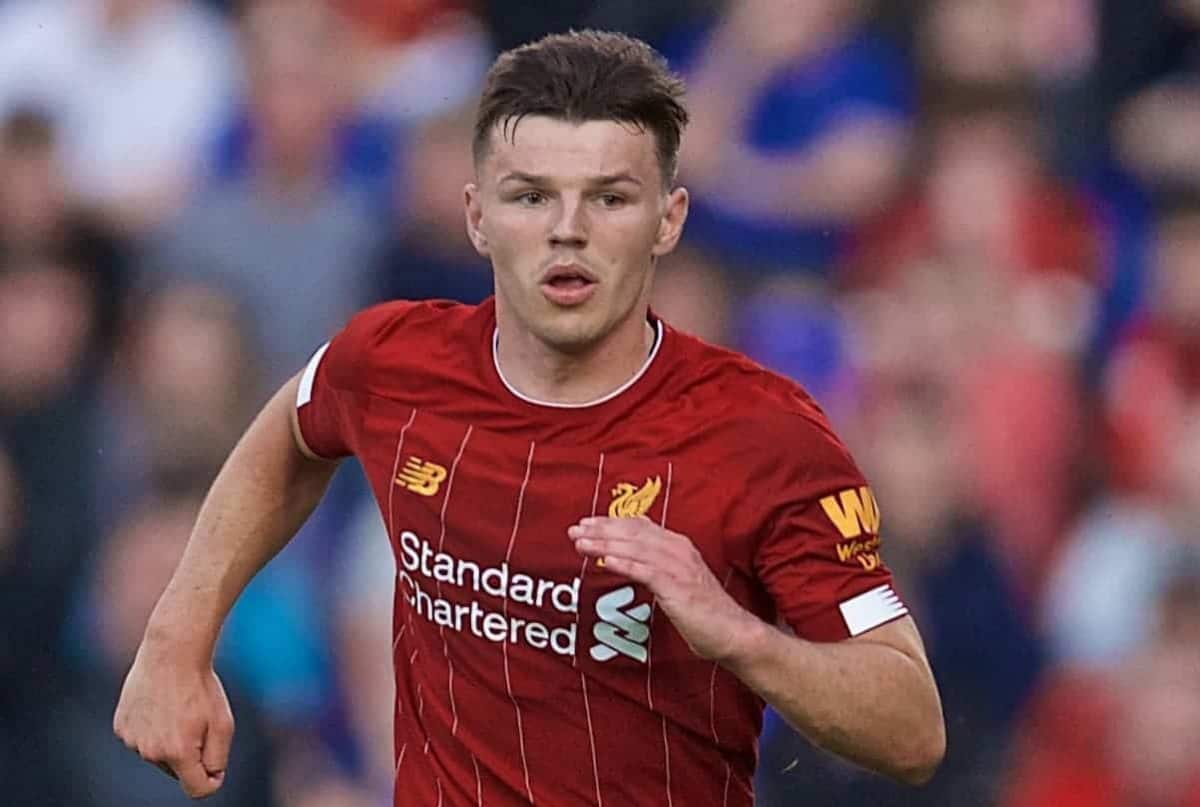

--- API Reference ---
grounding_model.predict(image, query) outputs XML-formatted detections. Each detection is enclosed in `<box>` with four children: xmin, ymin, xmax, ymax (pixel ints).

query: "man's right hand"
<box><xmin>113</xmin><ymin>639</ymin><xmax>235</xmax><ymax>799</ymax></box>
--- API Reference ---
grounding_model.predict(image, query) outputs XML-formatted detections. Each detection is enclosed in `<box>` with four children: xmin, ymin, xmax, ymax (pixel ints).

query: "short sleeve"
<box><xmin>753</xmin><ymin>413</ymin><xmax>907</xmax><ymax>642</ymax></box>
<box><xmin>294</xmin><ymin>301</ymin><xmax>411</xmax><ymax>460</ymax></box>
<box><xmin>295</xmin><ymin>340</ymin><xmax>350</xmax><ymax>459</ymax></box>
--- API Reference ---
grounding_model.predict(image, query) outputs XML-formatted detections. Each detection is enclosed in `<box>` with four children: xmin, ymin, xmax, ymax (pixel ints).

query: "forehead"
<box><xmin>480</xmin><ymin>116</ymin><xmax>660</xmax><ymax>184</ymax></box>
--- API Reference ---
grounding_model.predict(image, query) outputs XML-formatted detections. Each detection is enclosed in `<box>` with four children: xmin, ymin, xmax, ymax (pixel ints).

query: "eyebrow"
<box><xmin>497</xmin><ymin>171</ymin><xmax>644</xmax><ymax>187</ymax></box>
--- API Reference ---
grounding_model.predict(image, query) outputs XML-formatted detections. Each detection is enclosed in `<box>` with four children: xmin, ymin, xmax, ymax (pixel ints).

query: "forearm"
<box><xmin>146</xmin><ymin>375</ymin><xmax>338</xmax><ymax>656</ymax></box>
<box><xmin>724</xmin><ymin>617</ymin><xmax>944</xmax><ymax>784</ymax></box>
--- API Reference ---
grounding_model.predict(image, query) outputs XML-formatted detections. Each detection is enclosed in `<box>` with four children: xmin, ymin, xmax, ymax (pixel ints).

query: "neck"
<box><xmin>495</xmin><ymin>305</ymin><xmax>656</xmax><ymax>406</ymax></box>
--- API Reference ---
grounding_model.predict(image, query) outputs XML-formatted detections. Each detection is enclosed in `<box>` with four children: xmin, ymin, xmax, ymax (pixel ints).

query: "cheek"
<box><xmin>485</xmin><ymin>211</ymin><xmax>542</xmax><ymax>264</ymax></box>
<box><xmin>610</xmin><ymin>220</ymin><xmax>661</xmax><ymax>276</ymax></box>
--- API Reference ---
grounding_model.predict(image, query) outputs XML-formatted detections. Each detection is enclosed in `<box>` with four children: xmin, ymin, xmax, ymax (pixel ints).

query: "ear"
<box><xmin>651</xmin><ymin>186</ymin><xmax>689</xmax><ymax>258</ymax></box>
<box><xmin>464</xmin><ymin>183</ymin><xmax>490</xmax><ymax>257</ymax></box>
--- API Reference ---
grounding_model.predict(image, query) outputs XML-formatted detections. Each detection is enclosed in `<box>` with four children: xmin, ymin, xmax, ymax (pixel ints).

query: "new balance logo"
<box><xmin>395</xmin><ymin>457</ymin><xmax>447</xmax><ymax>496</ymax></box>
<box><xmin>590</xmin><ymin>585</ymin><xmax>651</xmax><ymax>663</ymax></box>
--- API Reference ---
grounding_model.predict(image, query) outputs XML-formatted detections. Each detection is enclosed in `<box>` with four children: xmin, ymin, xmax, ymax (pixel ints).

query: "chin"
<box><xmin>535</xmin><ymin>316</ymin><xmax>605</xmax><ymax>354</ymax></box>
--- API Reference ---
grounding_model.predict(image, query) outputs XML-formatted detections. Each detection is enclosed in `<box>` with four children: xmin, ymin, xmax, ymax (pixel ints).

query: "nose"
<box><xmin>548</xmin><ymin>196</ymin><xmax>588</xmax><ymax>249</ymax></box>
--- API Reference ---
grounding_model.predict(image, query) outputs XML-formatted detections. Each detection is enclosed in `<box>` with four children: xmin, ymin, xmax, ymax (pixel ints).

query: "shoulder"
<box><xmin>320</xmin><ymin>298</ymin><xmax>485</xmax><ymax>390</ymax></box>
<box><xmin>668</xmin><ymin>329</ymin><xmax>849</xmax><ymax>465</ymax></box>
<box><xmin>344</xmin><ymin>296</ymin><xmax>475</xmax><ymax>339</ymax></box>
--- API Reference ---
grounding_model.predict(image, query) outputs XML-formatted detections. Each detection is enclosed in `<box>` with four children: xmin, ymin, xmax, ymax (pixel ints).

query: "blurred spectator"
<box><xmin>1108</xmin><ymin>0</ymin><xmax>1200</xmax><ymax>195</ymax></box>
<box><xmin>0</xmin><ymin>251</ymin><xmax>103</xmax><ymax>730</ymax></box>
<box><xmin>0</xmin><ymin>256</ymin><xmax>97</xmax><ymax>416</ymax></box>
<box><xmin>1006</xmin><ymin>572</ymin><xmax>1200</xmax><ymax>807</ymax></box>
<box><xmin>373</xmin><ymin>106</ymin><xmax>492</xmax><ymax>305</ymax></box>
<box><xmin>1115</xmin><ymin>82</ymin><xmax>1200</xmax><ymax>196</ymax></box>
<box><xmin>0</xmin><ymin>107</ymin><xmax>71</xmax><ymax>258</ymax></box>
<box><xmin>916</xmin><ymin>0</ymin><xmax>1095</xmax><ymax>90</ymax></box>
<box><xmin>94</xmin><ymin>280</ymin><xmax>261</xmax><ymax>531</ymax></box>
<box><xmin>1102</xmin><ymin>195</ymin><xmax>1200</xmax><ymax>495</ymax></box>
<box><xmin>914</xmin><ymin>0</ymin><xmax>1099</xmax><ymax>175</ymax></box>
<box><xmin>328</xmin><ymin>498</ymin><xmax>399</xmax><ymax>803</ymax></box>
<box><xmin>851</xmin><ymin>89</ymin><xmax>1098</xmax><ymax>290</ymax></box>
<box><xmin>481</xmin><ymin>0</ymin><xmax>716</xmax><ymax>53</ymax></box>
<box><xmin>668</xmin><ymin>0</ymin><xmax>913</xmax><ymax>272</ymax></box>
<box><xmin>153</xmin><ymin>0</ymin><xmax>385</xmax><ymax>383</ymax></box>
<box><xmin>0</xmin><ymin>0</ymin><xmax>234</xmax><ymax>235</ymax></box>
<box><xmin>44</xmin><ymin>491</ymin><xmax>278</xmax><ymax>806</ymax></box>
<box><xmin>1041</xmin><ymin>498</ymin><xmax>1183</xmax><ymax>669</ymax></box>
<box><xmin>211</xmin><ymin>0</ymin><xmax>398</xmax><ymax>205</ymax></box>
<box><xmin>0</xmin><ymin>106</ymin><xmax>130</xmax><ymax>356</ymax></box>
<box><xmin>651</xmin><ymin>246</ymin><xmax>732</xmax><ymax>347</ymax></box>
<box><xmin>733</xmin><ymin>275</ymin><xmax>856</xmax><ymax>424</ymax></box>
<box><xmin>334</xmin><ymin>0</ymin><xmax>491</xmax><ymax>127</ymax></box>
<box><xmin>847</xmin><ymin>90</ymin><xmax>1099</xmax><ymax>598</ymax></box>
<box><xmin>1044</xmin><ymin>403</ymin><xmax>1200</xmax><ymax>667</ymax></box>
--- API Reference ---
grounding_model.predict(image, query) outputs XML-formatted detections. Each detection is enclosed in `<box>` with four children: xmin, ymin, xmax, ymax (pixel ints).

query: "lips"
<box><xmin>542</xmin><ymin>264</ymin><xmax>597</xmax><ymax>285</ymax></box>
<box><xmin>540</xmin><ymin>263</ymin><xmax>598</xmax><ymax>306</ymax></box>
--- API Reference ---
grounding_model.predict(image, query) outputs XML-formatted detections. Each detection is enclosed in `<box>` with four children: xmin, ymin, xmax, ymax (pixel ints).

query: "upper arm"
<box><xmin>752</xmin><ymin>409</ymin><xmax>909</xmax><ymax>642</ymax></box>
<box><xmin>845</xmin><ymin>615</ymin><xmax>930</xmax><ymax>672</ymax></box>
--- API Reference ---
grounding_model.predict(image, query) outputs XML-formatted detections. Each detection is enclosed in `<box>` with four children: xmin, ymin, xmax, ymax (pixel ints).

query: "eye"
<box><xmin>597</xmin><ymin>193</ymin><xmax>625</xmax><ymax>208</ymax></box>
<box><xmin>516</xmin><ymin>190</ymin><xmax>546</xmax><ymax>206</ymax></box>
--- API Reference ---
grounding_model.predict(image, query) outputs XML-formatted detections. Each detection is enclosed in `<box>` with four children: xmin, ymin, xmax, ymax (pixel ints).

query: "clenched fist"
<box><xmin>113</xmin><ymin>640</ymin><xmax>235</xmax><ymax>799</ymax></box>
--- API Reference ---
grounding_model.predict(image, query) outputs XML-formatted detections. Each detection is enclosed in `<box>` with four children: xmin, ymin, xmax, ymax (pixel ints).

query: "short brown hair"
<box><xmin>473</xmin><ymin>29</ymin><xmax>688</xmax><ymax>186</ymax></box>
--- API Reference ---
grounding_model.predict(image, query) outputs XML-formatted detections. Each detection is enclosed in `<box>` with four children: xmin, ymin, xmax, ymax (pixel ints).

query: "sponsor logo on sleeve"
<box><xmin>820</xmin><ymin>486</ymin><xmax>883</xmax><ymax>570</ymax></box>
<box><xmin>395</xmin><ymin>456</ymin><xmax>448</xmax><ymax>496</ymax></box>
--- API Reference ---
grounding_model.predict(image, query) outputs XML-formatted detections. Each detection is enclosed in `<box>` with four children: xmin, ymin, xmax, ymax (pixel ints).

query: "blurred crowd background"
<box><xmin>1</xmin><ymin>0</ymin><xmax>1199</xmax><ymax>805</ymax></box>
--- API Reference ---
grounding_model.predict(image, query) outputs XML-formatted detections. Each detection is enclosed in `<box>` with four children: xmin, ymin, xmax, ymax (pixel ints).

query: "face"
<box><xmin>466</xmin><ymin>116</ymin><xmax>688</xmax><ymax>354</ymax></box>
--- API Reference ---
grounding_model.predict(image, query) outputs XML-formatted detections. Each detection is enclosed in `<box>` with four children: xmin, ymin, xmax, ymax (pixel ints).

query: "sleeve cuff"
<box><xmin>297</xmin><ymin>341</ymin><xmax>331</xmax><ymax>408</ymax></box>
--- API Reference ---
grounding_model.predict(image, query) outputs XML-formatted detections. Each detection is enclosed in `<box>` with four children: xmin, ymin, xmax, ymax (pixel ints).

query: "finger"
<box><xmin>201</xmin><ymin>709</ymin><xmax>234</xmax><ymax>782</ymax></box>
<box><xmin>115</xmin><ymin>727</ymin><xmax>137</xmax><ymax>751</ymax></box>
<box><xmin>576</xmin><ymin>516</ymin><xmax>652</xmax><ymax>539</ymax></box>
<box><xmin>173</xmin><ymin>753</ymin><xmax>223</xmax><ymax>799</ymax></box>
<box><xmin>571</xmin><ymin>535</ymin><xmax>663</xmax><ymax>566</ymax></box>
<box><xmin>154</xmin><ymin>760</ymin><xmax>179</xmax><ymax>781</ymax></box>
<box><xmin>591</xmin><ymin>554</ymin><xmax>658</xmax><ymax>586</ymax></box>
<box><xmin>571</xmin><ymin>529</ymin><xmax>692</xmax><ymax>570</ymax></box>
<box><xmin>569</xmin><ymin>521</ymin><xmax>653</xmax><ymax>547</ymax></box>
<box><xmin>572</xmin><ymin>518</ymin><xmax>694</xmax><ymax>556</ymax></box>
<box><xmin>572</xmin><ymin>538</ymin><xmax>677</xmax><ymax>590</ymax></box>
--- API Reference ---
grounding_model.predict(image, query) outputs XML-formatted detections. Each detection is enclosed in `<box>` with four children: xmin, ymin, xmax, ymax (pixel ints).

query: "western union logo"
<box><xmin>396</xmin><ymin>457</ymin><xmax>447</xmax><ymax>496</ymax></box>
<box><xmin>837</xmin><ymin>536</ymin><xmax>882</xmax><ymax>570</ymax></box>
<box><xmin>820</xmin><ymin>486</ymin><xmax>881</xmax><ymax>539</ymax></box>
<box><xmin>609</xmin><ymin>476</ymin><xmax>662</xmax><ymax>518</ymax></box>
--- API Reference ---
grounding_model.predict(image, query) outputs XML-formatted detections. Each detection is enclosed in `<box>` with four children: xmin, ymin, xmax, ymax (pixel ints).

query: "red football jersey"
<box><xmin>296</xmin><ymin>298</ymin><xmax>906</xmax><ymax>806</ymax></box>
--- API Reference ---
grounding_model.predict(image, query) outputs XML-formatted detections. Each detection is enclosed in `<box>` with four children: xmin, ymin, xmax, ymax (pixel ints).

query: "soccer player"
<box><xmin>114</xmin><ymin>30</ymin><xmax>945</xmax><ymax>805</ymax></box>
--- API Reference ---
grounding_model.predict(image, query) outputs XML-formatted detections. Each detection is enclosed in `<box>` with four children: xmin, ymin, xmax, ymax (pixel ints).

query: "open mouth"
<box><xmin>541</xmin><ymin>264</ymin><xmax>598</xmax><ymax>305</ymax></box>
<box><xmin>546</xmin><ymin>274</ymin><xmax>593</xmax><ymax>291</ymax></box>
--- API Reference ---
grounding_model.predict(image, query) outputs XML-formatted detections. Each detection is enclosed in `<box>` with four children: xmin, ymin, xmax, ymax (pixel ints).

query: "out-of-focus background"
<box><xmin>1</xmin><ymin>1</ymin><xmax>1199</xmax><ymax>805</ymax></box>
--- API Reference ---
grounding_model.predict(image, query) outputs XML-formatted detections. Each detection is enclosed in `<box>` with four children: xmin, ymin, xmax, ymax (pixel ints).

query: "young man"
<box><xmin>114</xmin><ymin>30</ymin><xmax>945</xmax><ymax>805</ymax></box>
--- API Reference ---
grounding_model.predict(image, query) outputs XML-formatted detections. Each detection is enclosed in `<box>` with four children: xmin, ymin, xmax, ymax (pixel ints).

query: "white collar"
<box><xmin>492</xmin><ymin>320</ymin><xmax>664</xmax><ymax>409</ymax></box>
